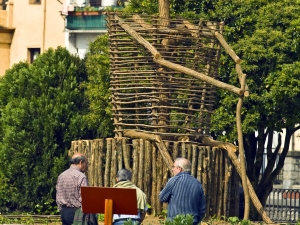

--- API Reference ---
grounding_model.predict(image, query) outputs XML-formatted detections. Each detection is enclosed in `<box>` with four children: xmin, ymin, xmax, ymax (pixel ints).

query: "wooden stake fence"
<box><xmin>69</xmin><ymin>138</ymin><xmax>240</xmax><ymax>219</ymax></box>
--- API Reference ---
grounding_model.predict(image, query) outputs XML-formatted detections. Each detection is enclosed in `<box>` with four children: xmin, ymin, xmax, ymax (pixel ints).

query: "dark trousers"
<box><xmin>60</xmin><ymin>207</ymin><xmax>77</xmax><ymax>225</ymax></box>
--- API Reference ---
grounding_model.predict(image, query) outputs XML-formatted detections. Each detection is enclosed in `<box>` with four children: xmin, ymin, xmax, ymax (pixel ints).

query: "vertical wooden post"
<box><xmin>104</xmin><ymin>199</ymin><xmax>113</xmax><ymax>225</ymax></box>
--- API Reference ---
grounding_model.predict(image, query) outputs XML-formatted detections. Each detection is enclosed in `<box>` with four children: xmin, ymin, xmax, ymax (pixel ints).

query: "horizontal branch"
<box><xmin>154</xmin><ymin>58</ymin><xmax>244</xmax><ymax>96</ymax></box>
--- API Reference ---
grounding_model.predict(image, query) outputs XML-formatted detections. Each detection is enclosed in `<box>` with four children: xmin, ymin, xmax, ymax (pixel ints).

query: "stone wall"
<box><xmin>282</xmin><ymin>151</ymin><xmax>300</xmax><ymax>188</ymax></box>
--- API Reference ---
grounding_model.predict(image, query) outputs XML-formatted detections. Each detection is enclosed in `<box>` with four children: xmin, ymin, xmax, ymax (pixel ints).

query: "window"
<box><xmin>1</xmin><ymin>0</ymin><xmax>8</xmax><ymax>10</ymax></box>
<box><xmin>29</xmin><ymin>0</ymin><xmax>41</xmax><ymax>5</ymax></box>
<box><xmin>28</xmin><ymin>48</ymin><xmax>40</xmax><ymax>63</ymax></box>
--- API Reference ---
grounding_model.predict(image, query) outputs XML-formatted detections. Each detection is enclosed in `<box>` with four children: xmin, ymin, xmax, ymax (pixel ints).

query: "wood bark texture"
<box><xmin>70</xmin><ymin>139</ymin><xmax>241</xmax><ymax>220</ymax></box>
<box><xmin>108</xmin><ymin>13</ymin><xmax>235</xmax><ymax>141</ymax></box>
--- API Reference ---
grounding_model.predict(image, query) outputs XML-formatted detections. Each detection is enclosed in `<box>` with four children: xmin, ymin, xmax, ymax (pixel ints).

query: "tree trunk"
<box><xmin>158</xmin><ymin>0</ymin><xmax>170</xmax><ymax>27</ymax></box>
<box><xmin>251</xmin><ymin>128</ymin><xmax>295</xmax><ymax>220</ymax></box>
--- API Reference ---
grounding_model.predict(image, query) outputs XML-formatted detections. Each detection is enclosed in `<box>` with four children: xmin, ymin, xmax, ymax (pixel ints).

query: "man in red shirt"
<box><xmin>56</xmin><ymin>152</ymin><xmax>88</xmax><ymax>225</ymax></box>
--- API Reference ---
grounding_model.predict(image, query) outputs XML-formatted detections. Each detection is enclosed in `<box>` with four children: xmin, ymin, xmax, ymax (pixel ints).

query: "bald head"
<box><xmin>70</xmin><ymin>153</ymin><xmax>86</xmax><ymax>165</ymax></box>
<box><xmin>72</xmin><ymin>152</ymin><xmax>84</xmax><ymax>159</ymax></box>
<box><xmin>69</xmin><ymin>153</ymin><xmax>88</xmax><ymax>172</ymax></box>
<box><xmin>174</xmin><ymin>158</ymin><xmax>191</xmax><ymax>172</ymax></box>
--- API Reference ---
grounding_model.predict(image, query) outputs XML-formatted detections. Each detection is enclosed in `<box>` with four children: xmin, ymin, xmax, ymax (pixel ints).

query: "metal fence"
<box><xmin>261</xmin><ymin>153</ymin><xmax>298</xmax><ymax>223</ymax></box>
<box><xmin>265</xmin><ymin>189</ymin><xmax>300</xmax><ymax>223</ymax></box>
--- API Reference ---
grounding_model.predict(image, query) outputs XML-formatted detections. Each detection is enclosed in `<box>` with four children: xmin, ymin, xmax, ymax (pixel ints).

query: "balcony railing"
<box><xmin>65</xmin><ymin>5</ymin><xmax>123</xmax><ymax>30</ymax></box>
<box><xmin>66</xmin><ymin>12</ymin><xmax>106</xmax><ymax>30</ymax></box>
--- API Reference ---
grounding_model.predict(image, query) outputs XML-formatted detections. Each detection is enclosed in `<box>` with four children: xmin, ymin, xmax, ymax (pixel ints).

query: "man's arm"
<box><xmin>159</xmin><ymin>177</ymin><xmax>177</xmax><ymax>202</ymax></box>
<box><xmin>198</xmin><ymin>188</ymin><xmax>206</xmax><ymax>221</ymax></box>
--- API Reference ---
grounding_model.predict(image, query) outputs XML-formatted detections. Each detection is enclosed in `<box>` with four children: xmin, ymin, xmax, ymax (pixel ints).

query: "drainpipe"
<box><xmin>42</xmin><ymin>0</ymin><xmax>46</xmax><ymax>53</ymax></box>
<box><xmin>292</xmin><ymin>133</ymin><xmax>294</xmax><ymax>151</ymax></box>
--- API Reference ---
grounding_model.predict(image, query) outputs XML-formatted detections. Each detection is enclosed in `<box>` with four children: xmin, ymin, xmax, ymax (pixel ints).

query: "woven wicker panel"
<box><xmin>107</xmin><ymin>12</ymin><xmax>223</xmax><ymax>140</ymax></box>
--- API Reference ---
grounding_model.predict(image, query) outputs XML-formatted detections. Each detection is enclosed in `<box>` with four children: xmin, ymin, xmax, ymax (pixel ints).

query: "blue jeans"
<box><xmin>60</xmin><ymin>207</ymin><xmax>77</xmax><ymax>225</ymax></box>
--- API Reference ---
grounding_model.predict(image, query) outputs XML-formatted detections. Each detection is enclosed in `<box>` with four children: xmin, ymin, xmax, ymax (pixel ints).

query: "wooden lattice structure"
<box><xmin>108</xmin><ymin>12</ymin><xmax>223</xmax><ymax>140</ymax></box>
<box><xmin>105</xmin><ymin>12</ymin><xmax>272</xmax><ymax>223</ymax></box>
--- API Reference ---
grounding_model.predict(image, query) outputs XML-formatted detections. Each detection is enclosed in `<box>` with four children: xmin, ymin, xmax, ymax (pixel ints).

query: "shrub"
<box><xmin>0</xmin><ymin>47</ymin><xmax>90</xmax><ymax>212</ymax></box>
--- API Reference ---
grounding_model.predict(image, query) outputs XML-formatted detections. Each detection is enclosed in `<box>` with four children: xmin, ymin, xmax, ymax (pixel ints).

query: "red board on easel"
<box><xmin>81</xmin><ymin>186</ymin><xmax>138</xmax><ymax>225</ymax></box>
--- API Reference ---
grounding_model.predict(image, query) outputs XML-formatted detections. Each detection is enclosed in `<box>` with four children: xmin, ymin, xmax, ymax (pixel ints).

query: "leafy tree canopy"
<box><xmin>125</xmin><ymin>0</ymin><xmax>300</xmax><ymax>219</ymax></box>
<box><xmin>83</xmin><ymin>34</ymin><xmax>113</xmax><ymax>138</ymax></box>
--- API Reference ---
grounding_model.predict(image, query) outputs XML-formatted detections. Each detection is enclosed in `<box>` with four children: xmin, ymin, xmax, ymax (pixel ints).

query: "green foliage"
<box><xmin>0</xmin><ymin>215</ymin><xmax>19</xmax><ymax>224</ymax></box>
<box><xmin>227</xmin><ymin>216</ymin><xmax>254</xmax><ymax>225</ymax></box>
<box><xmin>125</xmin><ymin>0</ymin><xmax>300</xmax><ymax>220</ymax></box>
<box><xmin>164</xmin><ymin>214</ymin><xmax>194</xmax><ymax>225</ymax></box>
<box><xmin>0</xmin><ymin>170</ymin><xmax>13</xmax><ymax>212</ymax></box>
<box><xmin>228</xmin><ymin>216</ymin><xmax>242</xmax><ymax>224</ymax></box>
<box><xmin>0</xmin><ymin>47</ymin><xmax>90</xmax><ymax>212</ymax></box>
<box><xmin>206</xmin><ymin>0</ymin><xmax>300</xmax><ymax>219</ymax></box>
<box><xmin>34</xmin><ymin>199</ymin><xmax>57</xmax><ymax>215</ymax></box>
<box><xmin>74</xmin><ymin>5</ymin><xmax>100</xmax><ymax>12</ymax></box>
<box><xmin>123</xmin><ymin>0</ymin><xmax>158</xmax><ymax>14</ymax></box>
<box><xmin>206</xmin><ymin>0</ymin><xmax>300</xmax><ymax>139</ymax></box>
<box><xmin>98</xmin><ymin>214</ymin><xmax>104</xmax><ymax>222</ymax></box>
<box><xmin>123</xmin><ymin>218</ymin><xmax>139</xmax><ymax>225</ymax></box>
<box><xmin>0</xmin><ymin>214</ymin><xmax>60</xmax><ymax>224</ymax></box>
<box><xmin>83</xmin><ymin>34</ymin><xmax>114</xmax><ymax>138</ymax></box>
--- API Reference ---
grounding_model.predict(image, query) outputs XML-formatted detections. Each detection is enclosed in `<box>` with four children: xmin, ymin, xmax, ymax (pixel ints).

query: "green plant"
<box><xmin>85</xmin><ymin>6</ymin><xmax>97</xmax><ymax>11</ymax></box>
<box><xmin>84</xmin><ymin>34</ymin><xmax>113</xmax><ymax>138</ymax></box>
<box><xmin>98</xmin><ymin>214</ymin><xmax>104</xmax><ymax>222</ymax></box>
<box><xmin>35</xmin><ymin>199</ymin><xmax>58</xmax><ymax>215</ymax></box>
<box><xmin>227</xmin><ymin>216</ymin><xmax>240</xmax><ymax>224</ymax></box>
<box><xmin>0</xmin><ymin>47</ymin><xmax>91</xmax><ymax>212</ymax></box>
<box><xmin>226</xmin><ymin>216</ymin><xmax>253</xmax><ymax>225</ymax></box>
<box><xmin>157</xmin><ymin>209</ymin><xmax>168</xmax><ymax>219</ymax></box>
<box><xmin>74</xmin><ymin>5</ymin><xmax>101</xmax><ymax>12</ymax></box>
<box><xmin>123</xmin><ymin>218</ymin><xmax>139</xmax><ymax>225</ymax></box>
<box><xmin>0</xmin><ymin>215</ymin><xmax>12</xmax><ymax>224</ymax></box>
<box><xmin>164</xmin><ymin>214</ymin><xmax>194</xmax><ymax>225</ymax></box>
<box><xmin>240</xmin><ymin>220</ymin><xmax>252</xmax><ymax>225</ymax></box>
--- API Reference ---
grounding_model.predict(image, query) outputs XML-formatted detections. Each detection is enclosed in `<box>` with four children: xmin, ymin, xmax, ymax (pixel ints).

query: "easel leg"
<box><xmin>104</xmin><ymin>199</ymin><xmax>113</xmax><ymax>225</ymax></box>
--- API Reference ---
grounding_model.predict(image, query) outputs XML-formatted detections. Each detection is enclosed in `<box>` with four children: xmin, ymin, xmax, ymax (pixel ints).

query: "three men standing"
<box><xmin>56</xmin><ymin>154</ymin><xmax>206</xmax><ymax>225</ymax></box>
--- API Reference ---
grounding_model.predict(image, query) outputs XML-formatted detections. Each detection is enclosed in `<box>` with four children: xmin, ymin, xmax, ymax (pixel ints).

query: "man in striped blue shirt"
<box><xmin>159</xmin><ymin>158</ymin><xmax>206</xmax><ymax>225</ymax></box>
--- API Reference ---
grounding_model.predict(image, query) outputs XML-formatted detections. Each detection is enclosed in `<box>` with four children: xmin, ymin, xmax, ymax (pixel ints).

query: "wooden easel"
<box><xmin>81</xmin><ymin>186</ymin><xmax>138</xmax><ymax>225</ymax></box>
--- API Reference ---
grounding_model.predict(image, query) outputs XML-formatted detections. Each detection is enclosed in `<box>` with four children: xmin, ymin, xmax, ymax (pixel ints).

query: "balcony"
<box><xmin>66</xmin><ymin>11</ymin><xmax>106</xmax><ymax>30</ymax></box>
<box><xmin>64</xmin><ymin>3</ymin><xmax>125</xmax><ymax>31</ymax></box>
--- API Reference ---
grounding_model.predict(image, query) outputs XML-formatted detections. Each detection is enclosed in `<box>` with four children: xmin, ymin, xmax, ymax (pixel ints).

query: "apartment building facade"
<box><xmin>0</xmin><ymin>0</ymin><xmax>65</xmax><ymax>75</ymax></box>
<box><xmin>0</xmin><ymin>0</ymin><xmax>113</xmax><ymax>76</ymax></box>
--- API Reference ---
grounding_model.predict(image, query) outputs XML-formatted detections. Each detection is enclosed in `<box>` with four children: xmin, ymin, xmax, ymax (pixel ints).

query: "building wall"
<box><xmin>9</xmin><ymin>0</ymin><xmax>65</xmax><ymax>67</ymax></box>
<box><xmin>283</xmin><ymin>129</ymin><xmax>300</xmax><ymax>151</ymax></box>
<box><xmin>268</xmin><ymin>128</ymin><xmax>300</xmax><ymax>188</ymax></box>
<box><xmin>0</xmin><ymin>6</ymin><xmax>13</xmax><ymax>76</ymax></box>
<box><xmin>280</xmin><ymin>152</ymin><xmax>300</xmax><ymax>188</ymax></box>
<box><xmin>67</xmin><ymin>31</ymin><xmax>106</xmax><ymax>58</ymax></box>
<box><xmin>0</xmin><ymin>42</ymin><xmax>10</xmax><ymax>75</ymax></box>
